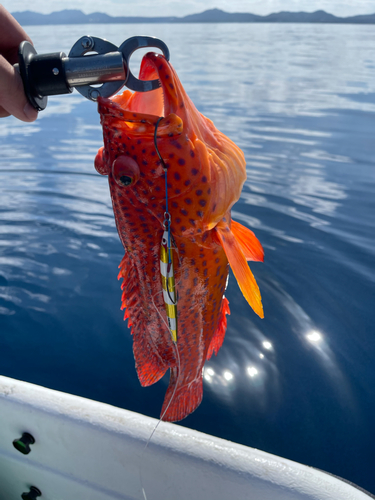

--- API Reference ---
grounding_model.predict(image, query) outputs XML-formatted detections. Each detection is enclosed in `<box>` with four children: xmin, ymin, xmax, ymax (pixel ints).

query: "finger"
<box><xmin>0</xmin><ymin>55</ymin><xmax>38</xmax><ymax>122</ymax></box>
<box><xmin>0</xmin><ymin>6</ymin><xmax>33</xmax><ymax>63</ymax></box>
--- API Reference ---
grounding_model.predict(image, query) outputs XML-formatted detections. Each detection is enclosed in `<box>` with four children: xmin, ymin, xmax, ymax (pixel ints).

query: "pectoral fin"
<box><xmin>231</xmin><ymin>220</ymin><xmax>264</xmax><ymax>262</ymax></box>
<box><xmin>215</xmin><ymin>220</ymin><xmax>264</xmax><ymax>319</ymax></box>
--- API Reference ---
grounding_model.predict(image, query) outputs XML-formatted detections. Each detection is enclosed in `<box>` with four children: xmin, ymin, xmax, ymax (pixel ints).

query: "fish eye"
<box><xmin>112</xmin><ymin>156</ymin><xmax>140</xmax><ymax>188</ymax></box>
<box><xmin>119</xmin><ymin>175</ymin><xmax>133</xmax><ymax>186</ymax></box>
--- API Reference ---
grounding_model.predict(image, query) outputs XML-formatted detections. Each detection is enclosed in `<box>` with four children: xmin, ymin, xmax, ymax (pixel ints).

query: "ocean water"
<box><xmin>1</xmin><ymin>22</ymin><xmax>375</xmax><ymax>493</ymax></box>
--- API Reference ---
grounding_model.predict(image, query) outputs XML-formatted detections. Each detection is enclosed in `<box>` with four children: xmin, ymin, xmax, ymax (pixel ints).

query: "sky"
<box><xmin>4</xmin><ymin>0</ymin><xmax>375</xmax><ymax>18</ymax></box>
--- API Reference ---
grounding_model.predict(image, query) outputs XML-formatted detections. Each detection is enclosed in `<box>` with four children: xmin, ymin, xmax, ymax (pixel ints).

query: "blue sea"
<box><xmin>1</xmin><ymin>22</ymin><xmax>375</xmax><ymax>493</ymax></box>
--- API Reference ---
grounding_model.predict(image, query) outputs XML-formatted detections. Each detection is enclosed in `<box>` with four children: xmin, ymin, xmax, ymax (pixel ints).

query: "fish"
<box><xmin>94</xmin><ymin>52</ymin><xmax>264</xmax><ymax>422</ymax></box>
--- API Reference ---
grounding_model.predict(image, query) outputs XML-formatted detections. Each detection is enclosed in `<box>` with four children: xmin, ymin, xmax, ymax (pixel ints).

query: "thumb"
<box><xmin>0</xmin><ymin>54</ymin><xmax>38</xmax><ymax>122</ymax></box>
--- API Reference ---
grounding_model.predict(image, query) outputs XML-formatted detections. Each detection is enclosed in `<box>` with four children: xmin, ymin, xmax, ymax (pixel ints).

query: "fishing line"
<box><xmin>139</xmin><ymin>288</ymin><xmax>181</xmax><ymax>500</ymax></box>
<box><xmin>140</xmin><ymin>341</ymin><xmax>180</xmax><ymax>500</ymax></box>
<box><xmin>154</xmin><ymin>117</ymin><xmax>173</xmax><ymax>266</ymax></box>
<box><xmin>139</xmin><ymin>118</ymin><xmax>182</xmax><ymax>500</ymax></box>
<box><xmin>151</xmin><ymin>288</ymin><xmax>173</xmax><ymax>334</ymax></box>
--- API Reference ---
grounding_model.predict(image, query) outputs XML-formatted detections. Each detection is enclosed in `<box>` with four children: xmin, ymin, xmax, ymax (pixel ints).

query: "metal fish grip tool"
<box><xmin>16</xmin><ymin>36</ymin><xmax>170</xmax><ymax>111</ymax></box>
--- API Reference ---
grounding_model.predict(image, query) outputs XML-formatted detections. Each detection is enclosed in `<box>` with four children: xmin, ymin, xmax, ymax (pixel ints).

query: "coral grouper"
<box><xmin>95</xmin><ymin>52</ymin><xmax>264</xmax><ymax>422</ymax></box>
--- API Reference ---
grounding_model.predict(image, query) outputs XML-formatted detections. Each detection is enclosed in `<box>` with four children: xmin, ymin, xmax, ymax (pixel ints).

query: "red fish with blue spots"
<box><xmin>94</xmin><ymin>52</ymin><xmax>264</xmax><ymax>422</ymax></box>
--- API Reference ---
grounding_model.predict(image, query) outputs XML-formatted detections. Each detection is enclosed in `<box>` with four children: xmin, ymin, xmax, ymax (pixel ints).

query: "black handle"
<box><xmin>18</xmin><ymin>41</ymin><xmax>72</xmax><ymax>111</ymax></box>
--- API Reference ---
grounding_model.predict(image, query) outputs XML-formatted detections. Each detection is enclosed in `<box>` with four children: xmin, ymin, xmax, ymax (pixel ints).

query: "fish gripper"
<box><xmin>16</xmin><ymin>35</ymin><xmax>170</xmax><ymax>111</ymax></box>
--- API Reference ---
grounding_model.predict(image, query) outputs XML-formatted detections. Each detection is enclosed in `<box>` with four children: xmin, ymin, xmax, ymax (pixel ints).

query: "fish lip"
<box><xmin>129</xmin><ymin>52</ymin><xmax>175</xmax><ymax>118</ymax></box>
<box><xmin>99</xmin><ymin>53</ymin><xmax>177</xmax><ymax>125</ymax></box>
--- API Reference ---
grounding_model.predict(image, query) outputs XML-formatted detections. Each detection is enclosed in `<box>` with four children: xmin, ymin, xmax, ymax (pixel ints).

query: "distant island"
<box><xmin>12</xmin><ymin>8</ymin><xmax>375</xmax><ymax>25</ymax></box>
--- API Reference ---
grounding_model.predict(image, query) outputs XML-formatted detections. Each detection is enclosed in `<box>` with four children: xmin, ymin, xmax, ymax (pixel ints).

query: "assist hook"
<box><xmin>16</xmin><ymin>35</ymin><xmax>170</xmax><ymax>111</ymax></box>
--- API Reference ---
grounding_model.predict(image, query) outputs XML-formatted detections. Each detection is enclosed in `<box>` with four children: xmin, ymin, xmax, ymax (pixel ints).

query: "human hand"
<box><xmin>0</xmin><ymin>5</ymin><xmax>38</xmax><ymax>122</ymax></box>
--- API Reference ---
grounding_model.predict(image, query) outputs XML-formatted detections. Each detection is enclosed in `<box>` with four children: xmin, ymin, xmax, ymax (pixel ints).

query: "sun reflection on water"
<box><xmin>202</xmin><ymin>277</ymin><xmax>358</xmax><ymax>415</ymax></box>
<box><xmin>203</xmin><ymin>367</ymin><xmax>236</xmax><ymax>388</ymax></box>
<box><xmin>306</xmin><ymin>330</ymin><xmax>323</xmax><ymax>343</ymax></box>
<box><xmin>247</xmin><ymin>366</ymin><xmax>259</xmax><ymax>378</ymax></box>
<box><xmin>262</xmin><ymin>341</ymin><xmax>273</xmax><ymax>350</ymax></box>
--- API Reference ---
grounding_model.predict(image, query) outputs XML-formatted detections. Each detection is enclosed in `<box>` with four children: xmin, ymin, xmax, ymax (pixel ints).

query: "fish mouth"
<box><xmin>98</xmin><ymin>52</ymin><xmax>184</xmax><ymax>137</ymax></box>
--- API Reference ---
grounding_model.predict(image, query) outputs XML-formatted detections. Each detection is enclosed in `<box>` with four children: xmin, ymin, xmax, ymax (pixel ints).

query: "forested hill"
<box><xmin>12</xmin><ymin>8</ymin><xmax>375</xmax><ymax>25</ymax></box>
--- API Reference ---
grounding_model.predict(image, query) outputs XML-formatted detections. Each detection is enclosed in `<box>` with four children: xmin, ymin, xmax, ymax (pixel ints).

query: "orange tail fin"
<box><xmin>161</xmin><ymin>368</ymin><xmax>203</xmax><ymax>422</ymax></box>
<box><xmin>215</xmin><ymin>220</ymin><xmax>264</xmax><ymax>319</ymax></box>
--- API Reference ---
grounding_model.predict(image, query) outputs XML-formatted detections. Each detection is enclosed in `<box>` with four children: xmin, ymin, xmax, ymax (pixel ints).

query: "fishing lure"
<box><xmin>160</xmin><ymin>228</ymin><xmax>178</xmax><ymax>343</ymax></box>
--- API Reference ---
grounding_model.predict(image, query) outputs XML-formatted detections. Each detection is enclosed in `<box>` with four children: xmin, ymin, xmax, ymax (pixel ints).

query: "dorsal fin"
<box><xmin>118</xmin><ymin>253</ymin><xmax>168</xmax><ymax>386</ymax></box>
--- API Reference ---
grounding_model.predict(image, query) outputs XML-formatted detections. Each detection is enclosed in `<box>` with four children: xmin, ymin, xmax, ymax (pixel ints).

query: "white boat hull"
<box><xmin>0</xmin><ymin>375</ymin><xmax>372</xmax><ymax>500</ymax></box>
